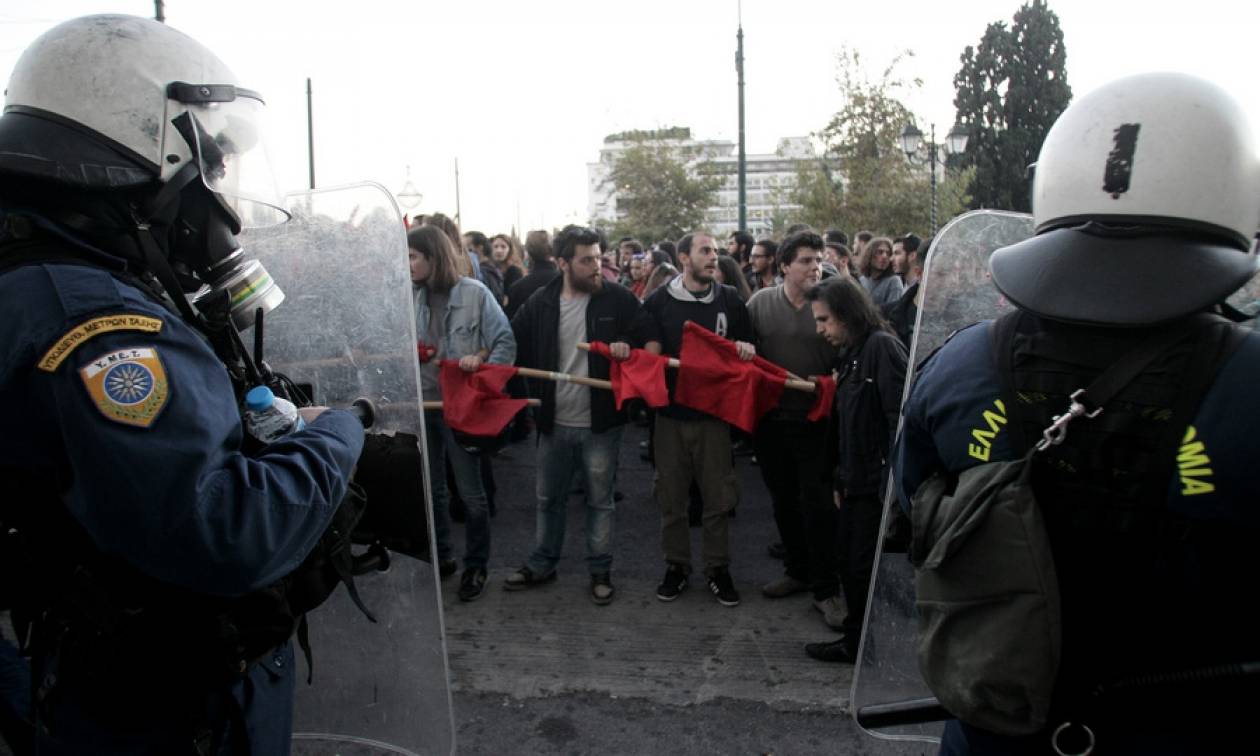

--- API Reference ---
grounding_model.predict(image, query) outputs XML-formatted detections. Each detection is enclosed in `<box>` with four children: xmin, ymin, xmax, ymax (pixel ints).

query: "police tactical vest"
<box><xmin>993</xmin><ymin>310</ymin><xmax>1253</xmax><ymax>725</ymax></box>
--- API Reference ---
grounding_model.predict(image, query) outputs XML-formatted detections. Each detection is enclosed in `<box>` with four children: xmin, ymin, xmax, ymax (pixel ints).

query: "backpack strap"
<box><xmin>989</xmin><ymin>310</ymin><xmax>1029</xmax><ymax>452</ymax></box>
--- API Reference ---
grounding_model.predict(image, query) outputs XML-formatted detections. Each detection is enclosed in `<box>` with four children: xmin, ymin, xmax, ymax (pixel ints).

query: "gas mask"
<box><xmin>162</xmin><ymin>92</ymin><xmax>287</xmax><ymax>332</ymax></box>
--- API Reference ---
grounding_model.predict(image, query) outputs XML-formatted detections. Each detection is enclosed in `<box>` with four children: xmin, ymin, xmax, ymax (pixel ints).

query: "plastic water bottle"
<box><xmin>243</xmin><ymin>385</ymin><xmax>305</xmax><ymax>443</ymax></box>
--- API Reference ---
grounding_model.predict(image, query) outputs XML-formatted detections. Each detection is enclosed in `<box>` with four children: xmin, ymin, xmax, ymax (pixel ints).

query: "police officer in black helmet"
<box><xmin>0</xmin><ymin>15</ymin><xmax>365</xmax><ymax>755</ymax></box>
<box><xmin>894</xmin><ymin>72</ymin><xmax>1260</xmax><ymax>755</ymax></box>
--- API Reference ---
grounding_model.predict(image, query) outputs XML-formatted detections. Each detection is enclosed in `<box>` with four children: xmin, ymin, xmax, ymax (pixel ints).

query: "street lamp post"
<box><xmin>899</xmin><ymin>122</ymin><xmax>969</xmax><ymax>235</ymax></box>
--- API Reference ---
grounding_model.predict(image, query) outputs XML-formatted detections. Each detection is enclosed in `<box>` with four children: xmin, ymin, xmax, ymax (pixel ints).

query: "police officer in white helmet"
<box><xmin>894</xmin><ymin>72</ymin><xmax>1260</xmax><ymax>755</ymax></box>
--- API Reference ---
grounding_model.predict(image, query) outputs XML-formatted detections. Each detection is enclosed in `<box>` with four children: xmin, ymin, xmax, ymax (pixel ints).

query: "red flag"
<box><xmin>674</xmin><ymin>322</ymin><xmax>788</xmax><ymax>433</ymax></box>
<box><xmin>438</xmin><ymin>360</ymin><xmax>527</xmax><ymax>437</ymax></box>
<box><xmin>807</xmin><ymin>374</ymin><xmax>837</xmax><ymax>422</ymax></box>
<box><xmin>588</xmin><ymin>342</ymin><xmax>670</xmax><ymax>409</ymax></box>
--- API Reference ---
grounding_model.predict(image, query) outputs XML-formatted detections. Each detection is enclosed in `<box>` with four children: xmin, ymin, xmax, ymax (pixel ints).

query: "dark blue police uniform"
<box><xmin>0</xmin><ymin>258</ymin><xmax>365</xmax><ymax>754</ymax></box>
<box><xmin>893</xmin><ymin>319</ymin><xmax>1260</xmax><ymax>756</ymax></box>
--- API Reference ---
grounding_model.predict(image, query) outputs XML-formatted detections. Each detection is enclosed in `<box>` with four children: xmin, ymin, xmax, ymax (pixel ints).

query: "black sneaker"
<box><xmin>590</xmin><ymin>573</ymin><xmax>615</xmax><ymax>606</ymax></box>
<box><xmin>438</xmin><ymin>558</ymin><xmax>458</xmax><ymax>578</ymax></box>
<box><xmin>706</xmin><ymin>568</ymin><xmax>740</xmax><ymax>607</ymax></box>
<box><xmin>655</xmin><ymin>564</ymin><xmax>688</xmax><ymax>601</ymax></box>
<box><xmin>805</xmin><ymin>637</ymin><xmax>858</xmax><ymax>663</ymax></box>
<box><xmin>458</xmin><ymin>567</ymin><xmax>487</xmax><ymax>602</ymax></box>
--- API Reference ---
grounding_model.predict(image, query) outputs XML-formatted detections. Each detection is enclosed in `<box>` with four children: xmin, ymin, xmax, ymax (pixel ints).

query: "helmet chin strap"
<box><xmin>132</xmin><ymin>161</ymin><xmax>205</xmax><ymax>326</ymax></box>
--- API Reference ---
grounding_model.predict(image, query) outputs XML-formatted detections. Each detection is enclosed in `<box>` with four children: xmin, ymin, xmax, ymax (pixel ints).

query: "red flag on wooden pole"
<box><xmin>807</xmin><ymin>374</ymin><xmax>837</xmax><ymax>422</ymax></box>
<box><xmin>587</xmin><ymin>342</ymin><xmax>670</xmax><ymax>409</ymax></box>
<box><xmin>438</xmin><ymin>360</ymin><xmax>528</xmax><ymax>437</ymax></box>
<box><xmin>673</xmin><ymin>322</ymin><xmax>788</xmax><ymax>433</ymax></box>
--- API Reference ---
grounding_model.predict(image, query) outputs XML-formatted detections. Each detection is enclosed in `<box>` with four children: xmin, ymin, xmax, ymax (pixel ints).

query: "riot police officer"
<box><xmin>894</xmin><ymin>73</ymin><xmax>1260</xmax><ymax>755</ymax></box>
<box><xmin>0</xmin><ymin>15</ymin><xmax>365</xmax><ymax>754</ymax></box>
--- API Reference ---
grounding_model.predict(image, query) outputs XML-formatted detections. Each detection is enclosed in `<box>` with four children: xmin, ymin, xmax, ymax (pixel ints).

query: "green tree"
<box><xmin>799</xmin><ymin>48</ymin><xmax>972</xmax><ymax>236</ymax></box>
<box><xmin>954</xmin><ymin>0</ymin><xmax>1071</xmax><ymax>211</ymax></box>
<box><xmin>599</xmin><ymin>136</ymin><xmax>721</xmax><ymax>244</ymax></box>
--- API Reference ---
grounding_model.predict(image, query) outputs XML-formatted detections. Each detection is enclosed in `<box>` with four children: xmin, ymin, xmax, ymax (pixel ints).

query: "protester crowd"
<box><xmin>409</xmin><ymin>211</ymin><xmax>930</xmax><ymax>664</ymax></box>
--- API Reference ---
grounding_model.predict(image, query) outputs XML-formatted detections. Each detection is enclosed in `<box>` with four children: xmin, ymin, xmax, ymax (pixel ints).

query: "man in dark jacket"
<box><xmin>505</xmin><ymin>229</ymin><xmax>560</xmax><ymax>319</ymax></box>
<box><xmin>804</xmin><ymin>277</ymin><xmax>907</xmax><ymax>663</ymax></box>
<box><xmin>506</xmin><ymin>226</ymin><xmax>643</xmax><ymax>604</ymax></box>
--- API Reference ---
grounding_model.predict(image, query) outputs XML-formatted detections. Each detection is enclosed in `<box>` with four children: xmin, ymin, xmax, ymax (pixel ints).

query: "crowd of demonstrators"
<box><xmin>883</xmin><ymin>233</ymin><xmax>929</xmax><ymax>348</ymax></box>
<box><xmin>464</xmin><ymin>230</ymin><xmax>507</xmax><ymax>306</ymax></box>
<box><xmin>727</xmin><ymin>230</ymin><xmax>755</xmax><ymax>272</ymax></box>
<box><xmin>823</xmin><ymin>242</ymin><xmax>853</xmax><ymax>279</ymax></box>
<box><xmin>641</xmin><ymin>232</ymin><xmax>755</xmax><ymax>607</ymax></box>
<box><xmin>746</xmin><ymin>232</ymin><xmax>845</xmax><ymax>629</ymax></box>
<box><xmin>851</xmin><ymin>230</ymin><xmax>873</xmax><ymax>273</ymax></box>
<box><xmin>859</xmin><ymin>236</ymin><xmax>906</xmax><ymax>307</ymax></box>
<box><xmin>627</xmin><ymin>252</ymin><xmax>650</xmax><ymax>298</ymax></box>
<box><xmin>714</xmin><ymin>254</ymin><xmax>753</xmax><ymax>302</ymax></box>
<box><xmin>491</xmin><ymin>233</ymin><xmax>526</xmax><ymax>292</ymax></box>
<box><xmin>505</xmin><ymin>226</ymin><xmax>646</xmax><ymax>604</ymax></box>
<box><xmin>747</xmin><ymin>238</ymin><xmax>780</xmax><ymax>292</ymax></box>
<box><xmin>640</xmin><ymin>251</ymin><xmax>678</xmax><ymax>300</ymax></box>
<box><xmin>408</xmin><ymin>224</ymin><xmax>516</xmax><ymax>602</ymax></box>
<box><xmin>505</xmin><ymin>229</ymin><xmax>559</xmax><ymax>320</ymax></box>
<box><xmin>614</xmin><ymin>238</ymin><xmax>644</xmax><ymax>286</ymax></box>
<box><xmin>422</xmin><ymin>215</ymin><xmax>933</xmax><ymax>640</ymax></box>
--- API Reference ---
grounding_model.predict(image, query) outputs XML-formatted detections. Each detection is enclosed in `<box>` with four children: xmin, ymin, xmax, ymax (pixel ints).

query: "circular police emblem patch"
<box><xmin>103</xmin><ymin>362</ymin><xmax>155</xmax><ymax>404</ymax></box>
<box><xmin>79</xmin><ymin>346</ymin><xmax>170</xmax><ymax>428</ymax></box>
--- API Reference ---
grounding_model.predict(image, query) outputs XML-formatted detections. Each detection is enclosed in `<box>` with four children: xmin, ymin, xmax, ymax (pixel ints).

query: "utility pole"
<box><xmin>735</xmin><ymin>0</ymin><xmax>747</xmax><ymax>234</ymax></box>
<box><xmin>154</xmin><ymin>1</ymin><xmax>165</xmax><ymax>22</ymax></box>
<box><xmin>306</xmin><ymin>78</ymin><xmax>315</xmax><ymax>190</ymax></box>
<box><xmin>454</xmin><ymin>158</ymin><xmax>462</xmax><ymax>225</ymax></box>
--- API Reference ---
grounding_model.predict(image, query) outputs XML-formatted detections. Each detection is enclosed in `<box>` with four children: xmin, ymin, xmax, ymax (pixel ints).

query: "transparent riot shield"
<box><xmin>240</xmin><ymin>182</ymin><xmax>453</xmax><ymax>755</ymax></box>
<box><xmin>850</xmin><ymin>210</ymin><xmax>1034</xmax><ymax>746</ymax></box>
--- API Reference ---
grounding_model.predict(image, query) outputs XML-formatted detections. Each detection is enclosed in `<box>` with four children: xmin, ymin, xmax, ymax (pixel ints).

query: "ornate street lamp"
<box><xmin>900</xmin><ymin>122</ymin><xmax>969</xmax><ymax>235</ymax></box>
<box><xmin>396</xmin><ymin>165</ymin><xmax>423</xmax><ymax>215</ymax></box>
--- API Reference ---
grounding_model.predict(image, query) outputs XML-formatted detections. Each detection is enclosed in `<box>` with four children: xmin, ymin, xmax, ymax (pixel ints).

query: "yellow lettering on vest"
<box><xmin>983</xmin><ymin>405</ymin><xmax>1008</xmax><ymax>435</ymax></box>
<box><xmin>1177</xmin><ymin>426</ymin><xmax>1215</xmax><ymax>496</ymax></box>
<box><xmin>964</xmin><ymin>399</ymin><xmax>1007</xmax><ymax>461</ymax></box>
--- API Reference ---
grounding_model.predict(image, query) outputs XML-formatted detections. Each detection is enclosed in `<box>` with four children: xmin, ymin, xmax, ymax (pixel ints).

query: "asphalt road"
<box><xmin>440</xmin><ymin>421</ymin><xmax>935</xmax><ymax>755</ymax></box>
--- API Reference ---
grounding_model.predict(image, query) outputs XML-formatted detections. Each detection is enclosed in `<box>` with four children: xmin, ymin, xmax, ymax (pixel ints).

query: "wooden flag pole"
<box><xmin>422</xmin><ymin>398</ymin><xmax>541</xmax><ymax>410</ymax></box>
<box><xmin>574</xmin><ymin>343</ymin><xmax>817</xmax><ymax>393</ymax></box>
<box><xmin>514</xmin><ymin>366</ymin><xmax>613</xmax><ymax>391</ymax></box>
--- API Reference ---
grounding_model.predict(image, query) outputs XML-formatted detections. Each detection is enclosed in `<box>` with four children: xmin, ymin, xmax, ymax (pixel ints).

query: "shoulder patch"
<box><xmin>39</xmin><ymin>314</ymin><xmax>164</xmax><ymax>372</ymax></box>
<box><xmin>79</xmin><ymin>346</ymin><xmax>170</xmax><ymax>428</ymax></box>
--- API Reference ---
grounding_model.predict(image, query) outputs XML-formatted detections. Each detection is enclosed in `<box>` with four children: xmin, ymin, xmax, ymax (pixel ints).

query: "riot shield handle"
<box><xmin>350</xmin><ymin>398</ymin><xmax>376</xmax><ymax>429</ymax></box>
<box><xmin>854</xmin><ymin>696</ymin><xmax>950</xmax><ymax>728</ymax></box>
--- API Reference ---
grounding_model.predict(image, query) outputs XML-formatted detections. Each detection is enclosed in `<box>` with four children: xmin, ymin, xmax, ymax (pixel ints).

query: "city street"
<box><xmin>442</xmin><ymin>422</ymin><xmax>929</xmax><ymax>755</ymax></box>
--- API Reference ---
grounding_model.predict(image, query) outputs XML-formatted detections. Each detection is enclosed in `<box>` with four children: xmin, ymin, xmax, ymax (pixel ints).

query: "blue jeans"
<box><xmin>425</xmin><ymin>412</ymin><xmax>491</xmax><ymax>570</ymax></box>
<box><xmin>527</xmin><ymin>424</ymin><xmax>623</xmax><ymax>576</ymax></box>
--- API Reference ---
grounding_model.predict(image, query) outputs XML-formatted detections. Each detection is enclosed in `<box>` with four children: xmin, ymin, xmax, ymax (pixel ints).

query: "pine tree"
<box><xmin>954</xmin><ymin>0</ymin><xmax>1072</xmax><ymax>212</ymax></box>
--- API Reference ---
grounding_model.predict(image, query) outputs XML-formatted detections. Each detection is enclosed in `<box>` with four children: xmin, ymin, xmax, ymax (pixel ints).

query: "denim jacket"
<box><xmin>414</xmin><ymin>276</ymin><xmax>515</xmax><ymax>365</ymax></box>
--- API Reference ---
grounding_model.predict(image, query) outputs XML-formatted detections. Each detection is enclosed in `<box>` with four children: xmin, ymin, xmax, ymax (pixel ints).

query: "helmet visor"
<box><xmin>169</xmin><ymin>90</ymin><xmax>289</xmax><ymax>227</ymax></box>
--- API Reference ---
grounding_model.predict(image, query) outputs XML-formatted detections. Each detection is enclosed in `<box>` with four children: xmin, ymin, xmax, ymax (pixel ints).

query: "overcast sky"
<box><xmin>2</xmin><ymin>1</ymin><xmax>1257</xmax><ymax>234</ymax></box>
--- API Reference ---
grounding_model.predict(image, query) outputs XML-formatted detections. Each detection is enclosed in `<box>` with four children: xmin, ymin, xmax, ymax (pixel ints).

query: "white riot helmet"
<box><xmin>1</xmin><ymin>13</ymin><xmax>285</xmax><ymax>226</ymax></box>
<box><xmin>0</xmin><ymin>14</ymin><xmax>286</xmax><ymax>327</ymax></box>
<box><xmin>990</xmin><ymin>72</ymin><xmax>1260</xmax><ymax>326</ymax></box>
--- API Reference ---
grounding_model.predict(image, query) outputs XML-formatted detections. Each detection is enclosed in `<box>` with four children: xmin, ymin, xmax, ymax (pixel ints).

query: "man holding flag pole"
<box><xmin>504</xmin><ymin>225</ymin><xmax>648</xmax><ymax>604</ymax></box>
<box><xmin>640</xmin><ymin>231</ymin><xmax>758</xmax><ymax>607</ymax></box>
